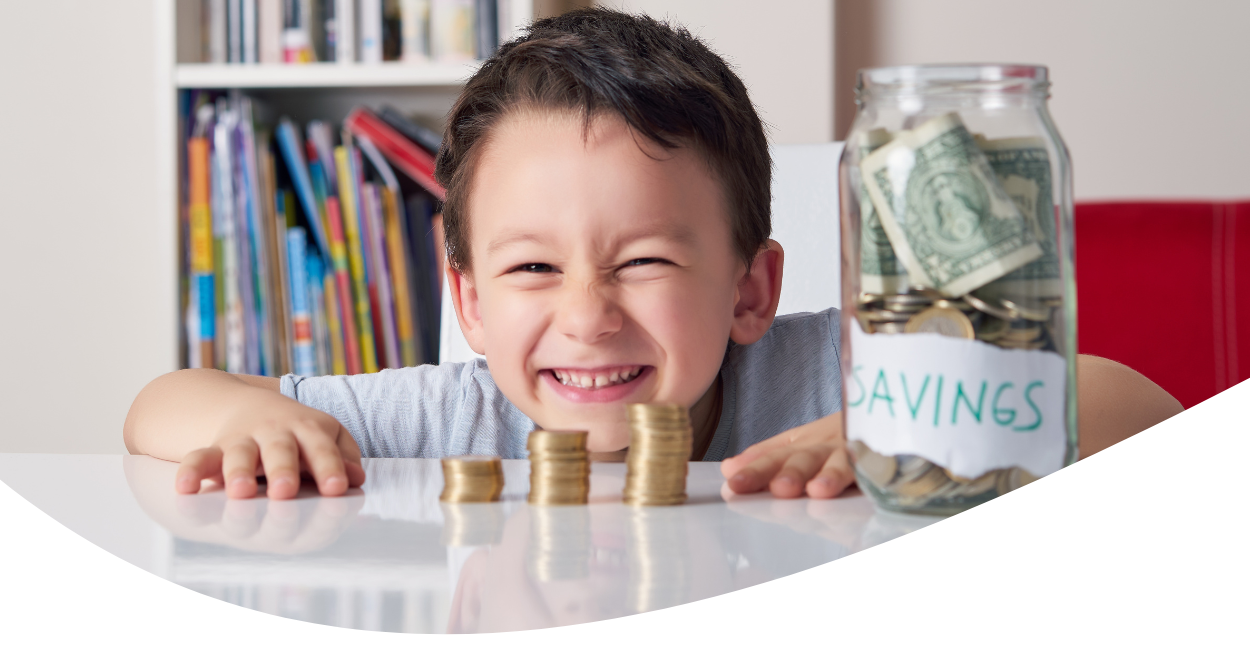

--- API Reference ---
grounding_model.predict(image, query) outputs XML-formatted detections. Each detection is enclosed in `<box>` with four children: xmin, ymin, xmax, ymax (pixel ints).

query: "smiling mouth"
<box><xmin>547</xmin><ymin>365</ymin><xmax>646</xmax><ymax>390</ymax></box>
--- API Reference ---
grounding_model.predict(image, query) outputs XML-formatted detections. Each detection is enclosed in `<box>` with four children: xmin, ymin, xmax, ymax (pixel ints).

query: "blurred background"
<box><xmin>1</xmin><ymin>0</ymin><xmax>1246</xmax><ymax>454</ymax></box>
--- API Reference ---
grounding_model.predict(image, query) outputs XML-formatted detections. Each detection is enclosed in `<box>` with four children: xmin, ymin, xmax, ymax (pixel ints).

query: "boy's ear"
<box><xmin>729</xmin><ymin>239</ymin><xmax>784</xmax><ymax>346</ymax></box>
<box><xmin>448</xmin><ymin>264</ymin><xmax>487</xmax><ymax>355</ymax></box>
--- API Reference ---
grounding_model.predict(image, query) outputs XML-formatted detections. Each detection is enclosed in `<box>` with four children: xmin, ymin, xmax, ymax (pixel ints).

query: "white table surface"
<box><xmin>0</xmin><ymin>454</ymin><xmax>939</xmax><ymax>634</ymax></box>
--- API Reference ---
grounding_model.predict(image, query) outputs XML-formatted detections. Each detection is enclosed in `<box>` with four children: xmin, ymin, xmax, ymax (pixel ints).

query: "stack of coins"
<box><xmin>622</xmin><ymin>404</ymin><xmax>692</xmax><ymax>506</ymax></box>
<box><xmin>850</xmin><ymin>441</ymin><xmax>1038</xmax><ymax>514</ymax></box>
<box><xmin>527</xmin><ymin>430</ymin><xmax>591</xmax><ymax>505</ymax></box>
<box><xmin>526</xmin><ymin>506</ymin><xmax>592</xmax><ymax>582</ymax></box>
<box><xmin>439</xmin><ymin>456</ymin><xmax>504</xmax><ymax>503</ymax></box>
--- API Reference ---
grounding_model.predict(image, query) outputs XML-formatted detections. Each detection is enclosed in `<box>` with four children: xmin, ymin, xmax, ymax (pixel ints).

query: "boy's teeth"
<box><xmin>552</xmin><ymin>367</ymin><xmax>644</xmax><ymax>389</ymax></box>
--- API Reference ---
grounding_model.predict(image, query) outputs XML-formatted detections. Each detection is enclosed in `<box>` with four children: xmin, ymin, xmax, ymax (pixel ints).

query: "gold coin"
<box><xmin>904</xmin><ymin>307</ymin><xmax>976</xmax><ymax>339</ymax></box>
<box><xmin>962</xmin><ymin>293</ymin><xmax>1017</xmax><ymax>321</ymax></box>
<box><xmin>854</xmin><ymin>445</ymin><xmax>898</xmax><ymax>488</ymax></box>
<box><xmin>998</xmin><ymin>298</ymin><xmax>1051</xmax><ymax>322</ymax></box>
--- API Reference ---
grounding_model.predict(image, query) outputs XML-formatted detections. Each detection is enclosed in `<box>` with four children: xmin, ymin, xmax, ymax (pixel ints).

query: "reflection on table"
<box><xmin>118</xmin><ymin>456</ymin><xmax>938</xmax><ymax>634</ymax></box>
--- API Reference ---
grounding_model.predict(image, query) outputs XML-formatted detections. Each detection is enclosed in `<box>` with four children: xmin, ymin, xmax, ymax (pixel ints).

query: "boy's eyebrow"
<box><xmin>486</xmin><ymin>224</ymin><xmax>699</xmax><ymax>256</ymax></box>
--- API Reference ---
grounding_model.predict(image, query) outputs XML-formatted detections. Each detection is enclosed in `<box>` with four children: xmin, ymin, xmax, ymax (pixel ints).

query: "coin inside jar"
<box><xmin>903</xmin><ymin>306</ymin><xmax>975</xmax><ymax>339</ymax></box>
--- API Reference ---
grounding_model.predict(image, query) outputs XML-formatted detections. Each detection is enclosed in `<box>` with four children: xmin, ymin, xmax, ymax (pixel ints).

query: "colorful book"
<box><xmin>287</xmin><ymin>227</ymin><xmax>317</xmax><ymax>376</ymax></box>
<box><xmin>259</xmin><ymin>142</ymin><xmax>293</xmax><ymax>376</ymax></box>
<box><xmin>323</xmin><ymin>263</ymin><xmax>347</xmax><ymax>375</ymax></box>
<box><xmin>188</xmin><ymin>135</ymin><xmax>216</xmax><ymax>369</ymax></box>
<box><xmin>324</xmin><ymin>197</ymin><xmax>362</xmax><ymax>374</ymax></box>
<box><xmin>344</xmin><ymin>107</ymin><xmax>446</xmax><ymax>200</ymax></box>
<box><xmin>334</xmin><ymin>145</ymin><xmax>380</xmax><ymax>373</ymax></box>
<box><xmin>276</xmin><ymin>118</ymin><xmax>331</xmax><ymax>256</ymax></box>
<box><xmin>308</xmin><ymin>253</ymin><xmax>330</xmax><ymax>375</ymax></box>
<box><xmin>363</xmin><ymin>183</ymin><xmax>401</xmax><ymax>369</ymax></box>
<box><xmin>212</xmin><ymin>103</ymin><xmax>245</xmax><ymax>373</ymax></box>
<box><xmin>359</xmin><ymin>134</ymin><xmax>423</xmax><ymax>367</ymax></box>
<box><xmin>383</xmin><ymin>186</ymin><xmax>421</xmax><ymax>366</ymax></box>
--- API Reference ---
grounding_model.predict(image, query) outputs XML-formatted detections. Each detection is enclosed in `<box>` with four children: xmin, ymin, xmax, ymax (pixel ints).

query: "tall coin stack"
<box><xmin>623</xmin><ymin>404</ymin><xmax>692</xmax><ymax>506</ymax></box>
<box><xmin>439</xmin><ymin>456</ymin><xmax>504</xmax><ymax>503</ymax></box>
<box><xmin>527</xmin><ymin>430</ymin><xmax>591</xmax><ymax>505</ymax></box>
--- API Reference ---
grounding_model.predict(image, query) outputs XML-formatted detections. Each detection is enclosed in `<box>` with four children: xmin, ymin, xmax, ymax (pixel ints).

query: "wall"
<box><xmin>599</xmin><ymin>0</ymin><xmax>835</xmax><ymax>145</ymax></box>
<box><xmin>0</xmin><ymin>1</ymin><xmax>171</xmax><ymax>453</ymax></box>
<box><xmin>836</xmin><ymin>0</ymin><xmax>1250</xmax><ymax>200</ymax></box>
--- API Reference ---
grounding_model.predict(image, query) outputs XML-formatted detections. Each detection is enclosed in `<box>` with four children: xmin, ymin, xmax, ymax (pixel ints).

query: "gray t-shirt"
<box><xmin>280</xmin><ymin>308</ymin><xmax>844</xmax><ymax>461</ymax></box>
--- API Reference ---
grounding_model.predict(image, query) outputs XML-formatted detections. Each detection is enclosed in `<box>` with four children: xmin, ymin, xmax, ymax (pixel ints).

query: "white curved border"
<box><xmin>3</xmin><ymin>381</ymin><xmax>1246</xmax><ymax>648</ymax></box>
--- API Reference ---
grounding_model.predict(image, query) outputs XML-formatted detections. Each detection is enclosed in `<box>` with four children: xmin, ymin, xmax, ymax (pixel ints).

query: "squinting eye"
<box><xmin>625</xmin><ymin>258</ymin><xmax>666</xmax><ymax>267</ymax></box>
<box><xmin>512</xmin><ymin>263</ymin><xmax>555</xmax><ymax>274</ymax></box>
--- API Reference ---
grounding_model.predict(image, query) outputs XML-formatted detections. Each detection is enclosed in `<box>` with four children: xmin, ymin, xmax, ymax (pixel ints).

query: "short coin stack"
<box><xmin>623</xmin><ymin>404</ymin><xmax>692</xmax><ymax>507</ymax></box>
<box><xmin>439</xmin><ymin>455</ymin><xmax>504</xmax><ymax>503</ymax></box>
<box><xmin>527</xmin><ymin>430</ymin><xmax>591</xmax><ymax>505</ymax></box>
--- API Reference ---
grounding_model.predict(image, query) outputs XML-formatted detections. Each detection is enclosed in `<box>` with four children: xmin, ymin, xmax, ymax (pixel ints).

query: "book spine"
<box><xmin>228</xmin><ymin>0</ymin><xmax>242</xmax><ymax>63</ymax></box>
<box><xmin>212</xmin><ymin>113</ymin><xmax>245</xmax><ymax>373</ymax></box>
<box><xmin>325</xmin><ymin>197</ymin><xmax>362</xmax><ymax>374</ymax></box>
<box><xmin>259</xmin><ymin>142</ymin><xmax>292</xmax><ymax>376</ymax></box>
<box><xmin>275</xmin><ymin>120</ymin><xmax>331</xmax><ymax>256</ymax></box>
<box><xmin>232</xmin><ymin>124</ymin><xmax>259</xmax><ymax>376</ymax></box>
<box><xmin>323</xmin><ymin>264</ymin><xmax>347</xmax><ymax>375</ymax></box>
<box><xmin>188</xmin><ymin>137</ymin><xmax>216</xmax><ymax>368</ymax></box>
<box><xmin>308</xmin><ymin>253</ymin><xmax>330</xmax><ymax>375</ymax></box>
<box><xmin>359</xmin><ymin>0</ymin><xmax>383</xmax><ymax>63</ymax></box>
<box><xmin>275</xmin><ymin>192</ymin><xmax>297</xmax><ymax>373</ymax></box>
<box><xmin>399</xmin><ymin>0</ymin><xmax>430</xmax><ymax>63</ymax></box>
<box><xmin>240</xmin><ymin>103</ymin><xmax>275</xmax><ymax>376</ymax></box>
<box><xmin>474</xmin><ymin>0</ymin><xmax>497</xmax><ymax>59</ymax></box>
<box><xmin>208</xmin><ymin>0</ymin><xmax>229</xmax><ymax>63</ymax></box>
<box><xmin>287</xmin><ymin>227</ymin><xmax>317</xmax><ymax>376</ymax></box>
<box><xmin>430</xmin><ymin>0</ymin><xmax>475</xmax><ymax>63</ymax></box>
<box><xmin>322</xmin><ymin>0</ymin><xmax>338</xmax><ymax>62</ymax></box>
<box><xmin>258</xmin><ymin>0</ymin><xmax>283</xmax><ymax>63</ymax></box>
<box><xmin>242</xmin><ymin>0</ymin><xmax>258</xmax><ymax>62</ymax></box>
<box><xmin>383</xmin><ymin>187</ymin><xmax>420</xmax><ymax>366</ymax></box>
<box><xmin>334</xmin><ymin>146</ymin><xmax>379</xmax><ymax>373</ymax></box>
<box><xmin>365</xmin><ymin>184</ymin><xmax>401</xmax><ymax>369</ymax></box>
<box><xmin>335</xmin><ymin>0</ymin><xmax>355</xmax><ymax>63</ymax></box>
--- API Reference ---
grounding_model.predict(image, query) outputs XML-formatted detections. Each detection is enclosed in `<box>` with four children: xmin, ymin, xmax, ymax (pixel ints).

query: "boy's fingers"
<box><xmin>176</xmin><ymin>447</ymin><xmax>222</xmax><ymax>494</ymax></box>
<box><xmin>291</xmin><ymin>423</ymin><xmax>348</xmax><ymax>496</ymax></box>
<box><xmin>721</xmin><ymin>413</ymin><xmax>844</xmax><ymax>479</ymax></box>
<box><xmin>256</xmin><ymin>434</ymin><xmax>302</xmax><ymax>500</ymax></box>
<box><xmin>725</xmin><ymin>447</ymin><xmax>794</xmax><ymax>495</ymax></box>
<box><xmin>805</xmin><ymin>445</ymin><xmax>856</xmax><ymax>499</ymax></box>
<box><xmin>337</xmin><ymin>427</ymin><xmax>367</xmax><ymax>488</ymax></box>
<box><xmin>768</xmin><ymin>446</ymin><xmax>834</xmax><ymax>499</ymax></box>
<box><xmin>221</xmin><ymin>440</ymin><xmax>261</xmax><ymax>499</ymax></box>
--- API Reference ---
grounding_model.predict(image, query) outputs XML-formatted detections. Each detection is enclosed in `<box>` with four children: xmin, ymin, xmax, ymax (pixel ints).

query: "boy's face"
<box><xmin>450</xmin><ymin>110</ymin><xmax>762</xmax><ymax>452</ymax></box>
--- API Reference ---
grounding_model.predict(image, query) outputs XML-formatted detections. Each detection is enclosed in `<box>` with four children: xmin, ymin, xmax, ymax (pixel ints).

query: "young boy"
<box><xmin>123</xmin><ymin>9</ymin><xmax>1182</xmax><ymax>501</ymax></box>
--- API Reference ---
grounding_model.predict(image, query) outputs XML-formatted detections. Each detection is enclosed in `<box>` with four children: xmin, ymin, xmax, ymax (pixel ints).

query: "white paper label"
<box><xmin>847</xmin><ymin>321</ymin><xmax>1068</xmax><ymax>479</ymax></box>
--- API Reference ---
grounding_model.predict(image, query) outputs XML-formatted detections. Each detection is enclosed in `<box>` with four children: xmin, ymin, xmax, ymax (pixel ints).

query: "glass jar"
<box><xmin>839</xmin><ymin>64</ymin><xmax>1077</xmax><ymax>516</ymax></box>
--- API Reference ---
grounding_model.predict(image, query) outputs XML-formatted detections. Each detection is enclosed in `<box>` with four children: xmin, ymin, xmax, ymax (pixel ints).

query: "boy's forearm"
<box><xmin>1075</xmin><ymin>354</ymin><xmax>1183</xmax><ymax>458</ymax></box>
<box><xmin>123</xmin><ymin>369</ymin><xmax>283</xmax><ymax>461</ymax></box>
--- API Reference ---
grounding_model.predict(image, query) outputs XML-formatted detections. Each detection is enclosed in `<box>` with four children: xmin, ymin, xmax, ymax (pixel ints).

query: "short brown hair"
<box><xmin>435</xmin><ymin>7</ymin><xmax>771</xmax><ymax>273</ymax></box>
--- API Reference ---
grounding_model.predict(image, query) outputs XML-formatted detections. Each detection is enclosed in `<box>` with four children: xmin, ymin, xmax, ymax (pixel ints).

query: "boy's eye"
<box><xmin>624</xmin><ymin>258</ymin><xmax>667</xmax><ymax>267</ymax></box>
<box><xmin>511</xmin><ymin>263</ymin><xmax>555</xmax><ymax>274</ymax></box>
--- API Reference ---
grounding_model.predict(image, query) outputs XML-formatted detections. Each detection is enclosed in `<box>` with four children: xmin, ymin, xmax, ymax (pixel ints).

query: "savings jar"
<box><xmin>839</xmin><ymin>64</ymin><xmax>1076</xmax><ymax>515</ymax></box>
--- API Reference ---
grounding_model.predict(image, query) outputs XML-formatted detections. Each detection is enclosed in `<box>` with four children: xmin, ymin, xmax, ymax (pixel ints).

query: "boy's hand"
<box><xmin>174</xmin><ymin>397</ymin><xmax>366</xmax><ymax>500</ymax></box>
<box><xmin>720</xmin><ymin>412</ymin><xmax>855</xmax><ymax>499</ymax></box>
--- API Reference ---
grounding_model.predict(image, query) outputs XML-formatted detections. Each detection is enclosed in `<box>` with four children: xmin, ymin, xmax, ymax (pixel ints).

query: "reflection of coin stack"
<box><xmin>850</xmin><ymin>441</ymin><xmax>1038</xmax><ymax>514</ymax></box>
<box><xmin>623</xmin><ymin>404</ymin><xmax>692</xmax><ymax>506</ymax></box>
<box><xmin>439</xmin><ymin>456</ymin><xmax>504</xmax><ymax>503</ymax></box>
<box><xmin>527</xmin><ymin>430</ymin><xmax>591</xmax><ymax>505</ymax></box>
<box><xmin>439</xmin><ymin>502</ymin><xmax>506</xmax><ymax>547</ymax></box>
<box><xmin>626</xmin><ymin>507</ymin><xmax>689</xmax><ymax>613</ymax></box>
<box><xmin>526</xmin><ymin>506</ymin><xmax>591</xmax><ymax>582</ymax></box>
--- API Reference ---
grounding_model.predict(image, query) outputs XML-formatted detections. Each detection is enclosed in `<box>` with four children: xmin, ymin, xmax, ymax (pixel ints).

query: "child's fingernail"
<box><xmin>731</xmin><ymin>473</ymin><xmax>748</xmax><ymax>485</ymax></box>
<box><xmin>230</xmin><ymin>476</ymin><xmax>252</xmax><ymax>488</ymax></box>
<box><xmin>323</xmin><ymin>476</ymin><xmax>346</xmax><ymax>493</ymax></box>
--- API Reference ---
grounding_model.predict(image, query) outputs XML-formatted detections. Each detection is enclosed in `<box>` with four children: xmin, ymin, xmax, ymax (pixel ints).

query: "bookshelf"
<box><xmin>159</xmin><ymin>0</ymin><xmax>536</xmax><ymax>373</ymax></box>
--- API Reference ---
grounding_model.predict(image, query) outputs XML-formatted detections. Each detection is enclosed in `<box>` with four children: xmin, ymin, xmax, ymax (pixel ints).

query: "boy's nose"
<box><xmin>555</xmin><ymin>284</ymin><xmax>623</xmax><ymax>345</ymax></box>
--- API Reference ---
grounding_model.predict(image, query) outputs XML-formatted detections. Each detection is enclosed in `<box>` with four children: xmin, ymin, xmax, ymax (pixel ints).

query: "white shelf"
<box><xmin>175</xmin><ymin>61</ymin><xmax>483</xmax><ymax>89</ymax></box>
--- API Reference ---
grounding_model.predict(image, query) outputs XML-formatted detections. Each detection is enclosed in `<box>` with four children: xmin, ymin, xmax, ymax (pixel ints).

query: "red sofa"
<box><xmin>1075</xmin><ymin>201</ymin><xmax>1250</xmax><ymax>408</ymax></box>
